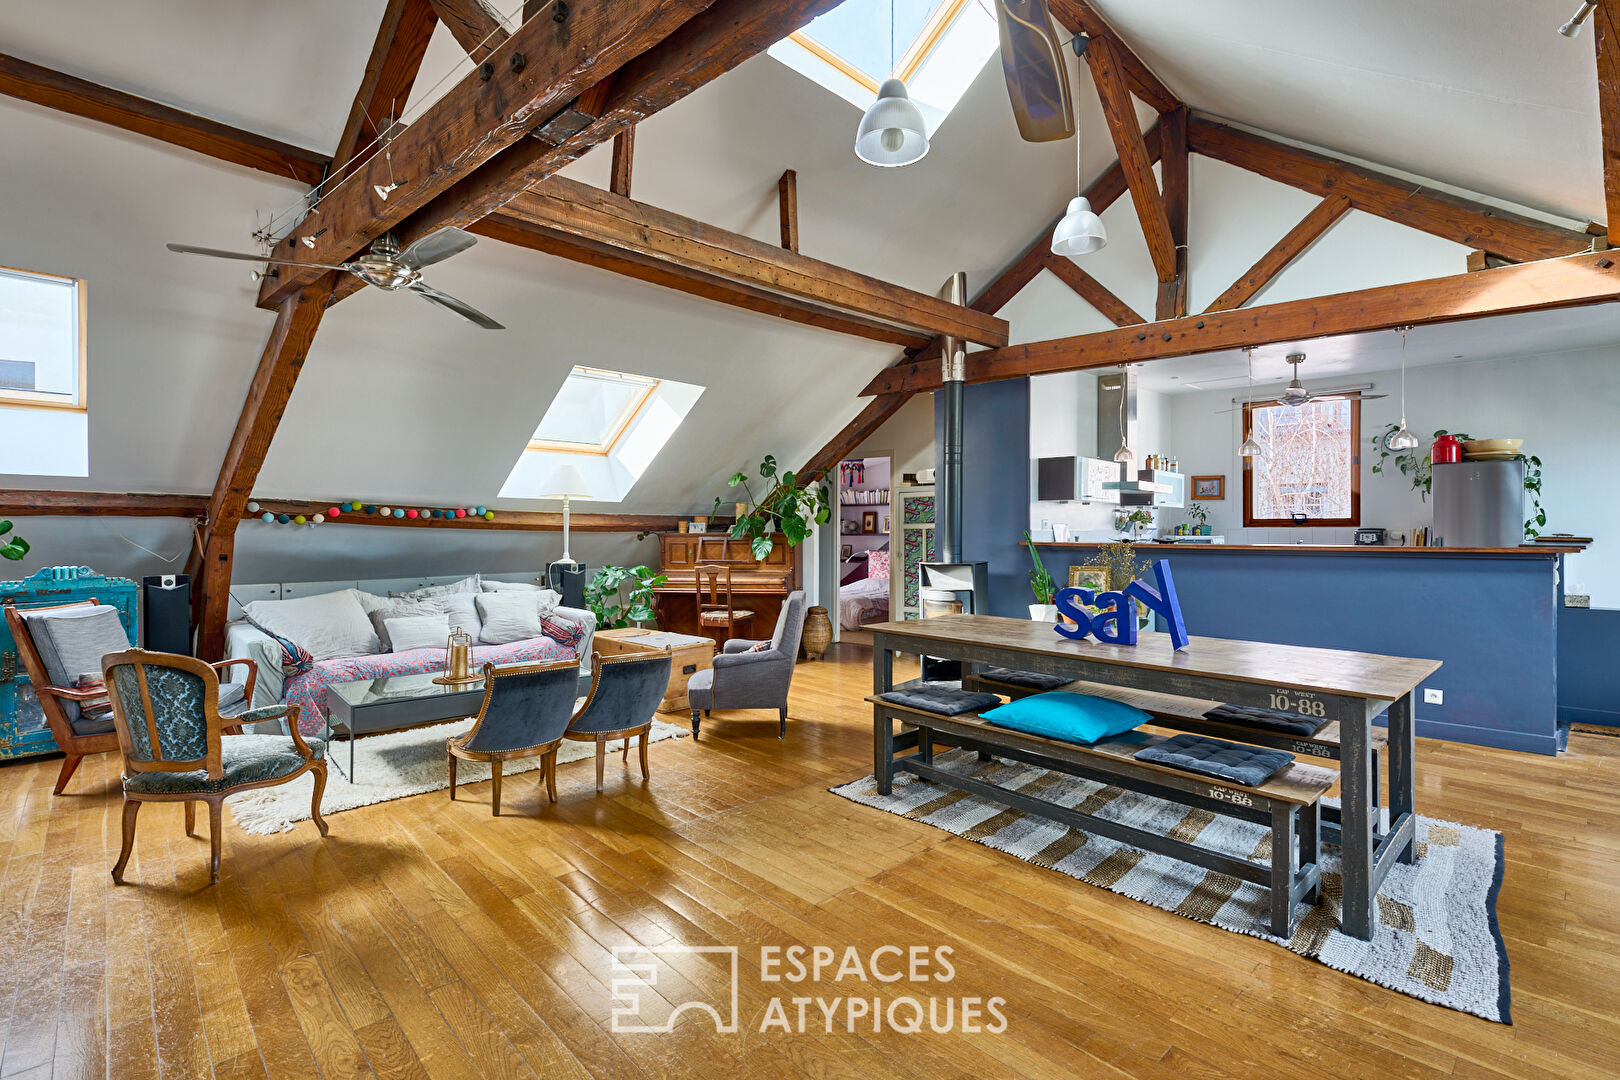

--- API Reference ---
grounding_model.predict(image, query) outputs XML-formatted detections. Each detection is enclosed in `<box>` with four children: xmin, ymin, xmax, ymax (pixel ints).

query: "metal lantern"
<box><xmin>432</xmin><ymin>625</ymin><xmax>480</xmax><ymax>685</ymax></box>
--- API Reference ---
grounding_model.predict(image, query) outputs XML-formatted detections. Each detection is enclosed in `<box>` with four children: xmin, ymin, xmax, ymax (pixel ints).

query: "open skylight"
<box><xmin>769</xmin><ymin>0</ymin><xmax>1000</xmax><ymax>134</ymax></box>
<box><xmin>502</xmin><ymin>366</ymin><xmax>703</xmax><ymax>503</ymax></box>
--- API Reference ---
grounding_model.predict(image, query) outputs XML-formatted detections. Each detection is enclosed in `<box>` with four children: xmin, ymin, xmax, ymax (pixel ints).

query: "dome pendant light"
<box><xmin>1386</xmin><ymin>326</ymin><xmax>1421</xmax><ymax>451</ymax></box>
<box><xmin>1239</xmin><ymin>347</ymin><xmax>1263</xmax><ymax>458</ymax></box>
<box><xmin>1052</xmin><ymin>63</ymin><xmax>1107</xmax><ymax>256</ymax></box>
<box><xmin>855</xmin><ymin>4</ymin><xmax>928</xmax><ymax>167</ymax></box>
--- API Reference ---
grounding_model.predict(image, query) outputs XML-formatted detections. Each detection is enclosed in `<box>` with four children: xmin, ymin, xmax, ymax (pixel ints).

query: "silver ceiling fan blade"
<box><xmin>408</xmin><ymin>282</ymin><xmax>504</xmax><ymax>329</ymax></box>
<box><xmin>166</xmin><ymin>243</ymin><xmax>351</xmax><ymax>271</ymax></box>
<box><xmin>398</xmin><ymin>226</ymin><xmax>478</xmax><ymax>269</ymax></box>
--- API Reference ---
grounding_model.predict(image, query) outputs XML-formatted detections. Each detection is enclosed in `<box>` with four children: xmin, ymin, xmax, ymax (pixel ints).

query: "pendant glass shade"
<box><xmin>855</xmin><ymin>79</ymin><xmax>929</xmax><ymax>167</ymax></box>
<box><xmin>1239</xmin><ymin>435</ymin><xmax>1263</xmax><ymax>458</ymax></box>
<box><xmin>1386</xmin><ymin>423</ymin><xmax>1420</xmax><ymax>451</ymax></box>
<box><xmin>1112</xmin><ymin>442</ymin><xmax>1135</xmax><ymax>464</ymax></box>
<box><xmin>1051</xmin><ymin>196</ymin><xmax>1108</xmax><ymax>256</ymax></box>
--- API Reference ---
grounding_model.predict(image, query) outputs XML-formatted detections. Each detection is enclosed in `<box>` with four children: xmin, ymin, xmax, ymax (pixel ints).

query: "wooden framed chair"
<box><xmin>101</xmin><ymin>649</ymin><xmax>317</xmax><ymax>884</ymax></box>
<box><xmin>5</xmin><ymin>599</ymin><xmax>256</xmax><ymax>795</ymax></box>
<box><xmin>688</xmin><ymin>591</ymin><xmax>806</xmax><ymax>739</ymax></box>
<box><xmin>564</xmin><ymin>650</ymin><xmax>673</xmax><ymax>792</ymax></box>
<box><xmin>447</xmin><ymin>659</ymin><xmax>579</xmax><ymax>815</ymax></box>
<box><xmin>694</xmin><ymin>563</ymin><xmax>755</xmax><ymax>644</ymax></box>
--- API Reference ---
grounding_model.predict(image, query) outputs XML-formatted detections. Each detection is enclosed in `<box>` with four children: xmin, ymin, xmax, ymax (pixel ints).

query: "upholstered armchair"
<box><xmin>565</xmin><ymin>651</ymin><xmax>673</xmax><ymax>792</ymax></box>
<box><xmin>686</xmin><ymin>591</ymin><xmax>806</xmax><ymax>739</ymax></box>
<box><xmin>101</xmin><ymin>649</ymin><xmax>320</xmax><ymax>885</ymax></box>
<box><xmin>6</xmin><ymin>600</ymin><xmax>254</xmax><ymax>795</ymax></box>
<box><xmin>447</xmin><ymin>659</ymin><xmax>579</xmax><ymax>814</ymax></box>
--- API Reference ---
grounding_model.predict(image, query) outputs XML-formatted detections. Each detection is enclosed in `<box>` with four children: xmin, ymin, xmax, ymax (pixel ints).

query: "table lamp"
<box><xmin>539</xmin><ymin>464</ymin><xmax>593</xmax><ymax>566</ymax></box>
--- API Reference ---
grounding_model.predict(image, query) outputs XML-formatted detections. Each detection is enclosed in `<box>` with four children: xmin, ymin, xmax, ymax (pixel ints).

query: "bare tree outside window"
<box><xmin>1243</xmin><ymin>398</ymin><xmax>1361</xmax><ymax>526</ymax></box>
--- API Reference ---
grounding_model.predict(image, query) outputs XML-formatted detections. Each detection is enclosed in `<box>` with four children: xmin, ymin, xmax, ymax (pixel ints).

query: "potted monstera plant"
<box><xmin>711</xmin><ymin>454</ymin><xmax>831</xmax><ymax>561</ymax></box>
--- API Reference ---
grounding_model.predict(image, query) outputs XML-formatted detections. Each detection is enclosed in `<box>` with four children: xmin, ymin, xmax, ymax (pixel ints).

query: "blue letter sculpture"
<box><xmin>1051</xmin><ymin>559</ymin><xmax>1188</xmax><ymax>650</ymax></box>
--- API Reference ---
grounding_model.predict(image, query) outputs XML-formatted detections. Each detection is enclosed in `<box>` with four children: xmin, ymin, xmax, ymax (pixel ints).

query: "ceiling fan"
<box><xmin>994</xmin><ymin>0</ymin><xmax>1075</xmax><ymax>143</ymax></box>
<box><xmin>1215</xmin><ymin>352</ymin><xmax>1387</xmax><ymax>413</ymax></box>
<box><xmin>165</xmin><ymin>227</ymin><xmax>504</xmax><ymax>329</ymax></box>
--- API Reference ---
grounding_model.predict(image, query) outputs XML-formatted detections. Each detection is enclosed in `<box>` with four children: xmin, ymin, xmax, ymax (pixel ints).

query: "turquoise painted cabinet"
<box><xmin>0</xmin><ymin>566</ymin><xmax>139</xmax><ymax>761</ymax></box>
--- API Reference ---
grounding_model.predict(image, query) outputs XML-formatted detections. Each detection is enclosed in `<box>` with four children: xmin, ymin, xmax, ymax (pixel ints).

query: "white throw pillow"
<box><xmin>426</xmin><ymin>593</ymin><xmax>482</xmax><ymax>642</ymax></box>
<box><xmin>367</xmin><ymin>600</ymin><xmax>439</xmax><ymax>650</ymax></box>
<box><xmin>350</xmin><ymin>589</ymin><xmax>391</xmax><ymax>615</ymax></box>
<box><xmin>242</xmin><ymin>590</ymin><xmax>380</xmax><ymax>661</ymax></box>
<box><xmin>393</xmin><ymin>574</ymin><xmax>480</xmax><ymax>600</ymax></box>
<box><xmin>480</xmin><ymin>579</ymin><xmax>541</xmax><ymax>592</ymax></box>
<box><xmin>475</xmin><ymin>592</ymin><xmax>545</xmax><ymax>645</ymax></box>
<box><xmin>383</xmin><ymin>613</ymin><xmax>451</xmax><ymax>652</ymax></box>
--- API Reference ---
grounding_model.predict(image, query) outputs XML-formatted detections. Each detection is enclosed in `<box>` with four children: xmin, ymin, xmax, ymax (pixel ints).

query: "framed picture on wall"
<box><xmin>841</xmin><ymin>517</ymin><xmax>859</xmax><ymax>534</ymax></box>
<box><xmin>861</xmin><ymin>510</ymin><xmax>879</xmax><ymax>534</ymax></box>
<box><xmin>840</xmin><ymin>544</ymin><xmax>854</xmax><ymax>560</ymax></box>
<box><xmin>1192</xmin><ymin>475</ymin><xmax>1225</xmax><ymax>500</ymax></box>
<box><xmin>882</xmin><ymin>514</ymin><xmax>890</xmax><ymax>534</ymax></box>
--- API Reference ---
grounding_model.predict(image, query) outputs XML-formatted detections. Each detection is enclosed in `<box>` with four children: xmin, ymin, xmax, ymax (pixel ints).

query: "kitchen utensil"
<box><xmin>1462</xmin><ymin>439</ymin><xmax>1523</xmax><ymax>454</ymax></box>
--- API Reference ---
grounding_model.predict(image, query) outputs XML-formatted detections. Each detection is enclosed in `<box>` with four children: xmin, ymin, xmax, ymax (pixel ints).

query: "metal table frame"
<box><xmin>872</xmin><ymin>624</ymin><xmax>1419</xmax><ymax>941</ymax></box>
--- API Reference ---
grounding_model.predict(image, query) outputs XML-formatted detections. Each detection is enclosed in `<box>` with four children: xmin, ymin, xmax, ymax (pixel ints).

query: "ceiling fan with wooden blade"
<box><xmin>165</xmin><ymin>226</ymin><xmax>504</xmax><ymax>330</ymax></box>
<box><xmin>995</xmin><ymin>0</ymin><xmax>1075</xmax><ymax>142</ymax></box>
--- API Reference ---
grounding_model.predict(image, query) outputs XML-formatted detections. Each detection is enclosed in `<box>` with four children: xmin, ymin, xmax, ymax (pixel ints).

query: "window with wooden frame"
<box><xmin>1242</xmin><ymin>397</ymin><xmax>1361</xmax><ymax>527</ymax></box>
<box><xmin>527</xmin><ymin>367</ymin><xmax>659</xmax><ymax>455</ymax></box>
<box><xmin>0</xmin><ymin>266</ymin><xmax>87</xmax><ymax>411</ymax></box>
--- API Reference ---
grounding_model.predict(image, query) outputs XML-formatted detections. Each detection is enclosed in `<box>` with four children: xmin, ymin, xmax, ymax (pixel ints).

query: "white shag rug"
<box><xmin>833</xmin><ymin>748</ymin><xmax>1511</xmax><ymax>1023</ymax></box>
<box><xmin>227</xmin><ymin>713</ymin><xmax>687</xmax><ymax>834</ymax></box>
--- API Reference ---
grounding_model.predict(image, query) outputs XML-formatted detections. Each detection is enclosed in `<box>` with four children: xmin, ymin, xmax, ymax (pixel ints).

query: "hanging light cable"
<box><xmin>855</xmin><ymin>1</ymin><xmax>929</xmax><ymax>167</ymax></box>
<box><xmin>1051</xmin><ymin>41</ymin><xmax>1107</xmax><ymax>257</ymax></box>
<box><xmin>1387</xmin><ymin>327</ymin><xmax>1421</xmax><ymax>451</ymax></box>
<box><xmin>1239</xmin><ymin>346</ymin><xmax>1263</xmax><ymax>458</ymax></box>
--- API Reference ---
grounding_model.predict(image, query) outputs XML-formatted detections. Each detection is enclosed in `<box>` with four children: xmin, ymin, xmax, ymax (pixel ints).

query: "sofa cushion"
<box><xmin>393</xmin><ymin>574</ymin><xmax>480</xmax><ymax>600</ymax></box>
<box><xmin>366</xmin><ymin>599</ymin><xmax>438</xmax><ymax>650</ymax></box>
<box><xmin>19</xmin><ymin>604</ymin><xmax>129</xmax><ymax>723</ymax></box>
<box><xmin>423</xmin><ymin>593</ymin><xmax>482</xmax><ymax>642</ymax></box>
<box><xmin>982</xmin><ymin>691</ymin><xmax>1150</xmax><ymax>745</ymax></box>
<box><xmin>243</xmin><ymin>591</ymin><xmax>380</xmax><ymax>661</ymax></box>
<box><xmin>122</xmin><ymin>733</ymin><xmax>325</xmax><ymax>795</ymax></box>
<box><xmin>384</xmin><ymin>613</ymin><xmax>451</xmax><ymax>652</ymax></box>
<box><xmin>476</xmin><ymin>592</ymin><xmax>545</xmax><ymax>644</ymax></box>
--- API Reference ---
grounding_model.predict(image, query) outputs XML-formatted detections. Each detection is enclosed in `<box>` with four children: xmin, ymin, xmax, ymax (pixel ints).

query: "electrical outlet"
<box><xmin>1423</xmin><ymin>688</ymin><xmax>1444</xmax><ymax>705</ymax></box>
<box><xmin>1566</xmin><ymin>593</ymin><xmax>1591</xmax><ymax>608</ymax></box>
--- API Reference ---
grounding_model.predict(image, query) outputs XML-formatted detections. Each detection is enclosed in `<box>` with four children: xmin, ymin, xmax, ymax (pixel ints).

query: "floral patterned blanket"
<box><xmin>283</xmin><ymin>638</ymin><xmax>573</xmax><ymax>735</ymax></box>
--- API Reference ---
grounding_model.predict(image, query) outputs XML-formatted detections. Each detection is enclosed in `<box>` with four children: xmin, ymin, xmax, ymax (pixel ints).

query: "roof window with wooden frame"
<box><xmin>0</xmin><ymin>266</ymin><xmax>86</xmax><ymax>411</ymax></box>
<box><xmin>1242</xmin><ymin>397</ymin><xmax>1361</xmax><ymax>527</ymax></box>
<box><xmin>527</xmin><ymin>367</ymin><xmax>660</xmax><ymax>455</ymax></box>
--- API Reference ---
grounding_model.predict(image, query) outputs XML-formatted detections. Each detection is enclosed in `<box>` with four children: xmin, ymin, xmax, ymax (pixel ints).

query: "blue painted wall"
<box><xmin>1558</xmin><ymin>607</ymin><xmax>1620</xmax><ymax>726</ymax></box>
<box><xmin>938</xmin><ymin>378</ymin><xmax>1029</xmax><ymax>619</ymax></box>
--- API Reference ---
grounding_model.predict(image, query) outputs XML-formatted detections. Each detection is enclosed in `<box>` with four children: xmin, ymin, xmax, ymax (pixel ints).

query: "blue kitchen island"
<box><xmin>1029</xmin><ymin>542</ymin><xmax>1577</xmax><ymax>754</ymax></box>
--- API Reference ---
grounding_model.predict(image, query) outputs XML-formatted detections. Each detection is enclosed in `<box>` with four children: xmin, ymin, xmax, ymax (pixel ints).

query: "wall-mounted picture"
<box><xmin>841</xmin><ymin>517</ymin><xmax>859</xmax><ymax>534</ymax></box>
<box><xmin>861</xmin><ymin>510</ymin><xmax>879</xmax><ymax>534</ymax></box>
<box><xmin>1192</xmin><ymin>475</ymin><xmax>1225</xmax><ymax>500</ymax></box>
<box><xmin>882</xmin><ymin>514</ymin><xmax>890</xmax><ymax>534</ymax></box>
<box><xmin>840</xmin><ymin>543</ymin><xmax>854</xmax><ymax>560</ymax></box>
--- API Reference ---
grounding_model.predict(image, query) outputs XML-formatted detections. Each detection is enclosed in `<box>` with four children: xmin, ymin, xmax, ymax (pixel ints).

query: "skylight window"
<box><xmin>0</xmin><ymin>265</ymin><xmax>89</xmax><ymax>478</ymax></box>
<box><xmin>502</xmin><ymin>367</ymin><xmax>703</xmax><ymax>503</ymax></box>
<box><xmin>769</xmin><ymin>0</ymin><xmax>999</xmax><ymax>134</ymax></box>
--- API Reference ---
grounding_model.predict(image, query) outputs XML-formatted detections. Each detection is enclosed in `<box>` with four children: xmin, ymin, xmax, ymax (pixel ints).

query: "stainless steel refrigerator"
<box><xmin>1433</xmin><ymin>460</ymin><xmax>1525</xmax><ymax>548</ymax></box>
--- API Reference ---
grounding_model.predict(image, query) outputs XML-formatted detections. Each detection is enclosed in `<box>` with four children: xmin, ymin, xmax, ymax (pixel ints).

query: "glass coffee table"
<box><xmin>324</xmin><ymin>667</ymin><xmax>593</xmax><ymax>781</ymax></box>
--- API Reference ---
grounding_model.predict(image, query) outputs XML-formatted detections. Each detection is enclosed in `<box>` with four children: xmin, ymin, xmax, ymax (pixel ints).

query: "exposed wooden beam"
<box><xmin>778</xmin><ymin>168</ymin><xmax>799</xmax><ymax>252</ymax></box>
<box><xmin>863</xmin><ymin>252</ymin><xmax>1620</xmax><ymax>394</ymax></box>
<box><xmin>1155</xmin><ymin>104</ymin><xmax>1189</xmax><ymax>319</ymax></box>
<box><xmin>610</xmin><ymin>125</ymin><xmax>636</xmax><ymax>197</ymax></box>
<box><xmin>332</xmin><ymin>0</ymin><xmax>439</xmax><ymax>169</ymax></box>
<box><xmin>1187</xmin><ymin>116</ymin><xmax>1591</xmax><ymax>264</ymax></box>
<box><xmin>0</xmin><ymin>51</ymin><xmax>329</xmax><ymax>185</ymax></box>
<box><xmin>1204</xmin><ymin>194</ymin><xmax>1351</xmax><ymax>313</ymax></box>
<box><xmin>1087</xmin><ymin>37</ymin><xmax>1176</xmax><ymax>282</ymax></box>
<box><xmin>194</xmin><ymin>273</ymin><xmax>338</xmax><ymax>659</ymax></box>
<box><xmin>470</xmin><ymin>213</ymin><xmax>927</xmax><ymax>346</ymax></box>
<box><xmin>1043</xmin><ymin>254</ymin><xmax>1144</xmax><ymax>326</ymax></box>
<box><xmin>1048</xmin><ymin>0</ymin><xmax>1177</xmax><ymax>113</ymax></box>
<box><xmin>1597</xmin><ymin>3</ymin><xmax>1620</xmax><ymax>239</ymax></box>
<box><xmin>798</xmin><ymin>393</ymin><xmax>913</xmax><ymax>484</ymax></box>
<box><xmin>246</xmin><ymin>502</ymin><xmax>707</xmax><ymax>534</ymax></box>
<box><xmin>497</xmin><ymin>175</ymin><xmax>1009</xmax><ymax>345</ymax></box>
<box><xmin>0</xmin><ymin>492</ymin><xmax>209</xmax><ymax>518</ymax></box>
<box><xmin>325</xmin><ymin>0</ymin><xmax>848</xmax><ymax>307</ymax></box>
<box><xmin>256</xmin><ymin>0</ymin><xmax>712</xmax><ymax>307</ymax></box>
<box><xmin>426</xmin><ymin>0</ymin><xmax>509</xmax><ymax>62</ymax></box>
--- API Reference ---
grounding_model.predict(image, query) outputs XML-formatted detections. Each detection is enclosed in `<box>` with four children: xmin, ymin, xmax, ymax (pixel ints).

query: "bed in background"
<box><xmin>839</xmin><ymin>549</ymin><xmax>890</xmax><ymax>629</ymax></box>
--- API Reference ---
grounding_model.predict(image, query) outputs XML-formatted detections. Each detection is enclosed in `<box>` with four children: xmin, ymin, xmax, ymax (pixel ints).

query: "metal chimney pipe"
<box><xmin>937</xmin><ymin>271</ymin><xmax>967</xmax><ymax>562</ymax></box>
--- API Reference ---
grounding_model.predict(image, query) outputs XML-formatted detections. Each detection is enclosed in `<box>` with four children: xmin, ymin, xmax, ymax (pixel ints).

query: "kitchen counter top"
<box><xmin>1023</xmin><ymin>541</ymin><xmax>1585</xmax><ymax>556</ymax></box>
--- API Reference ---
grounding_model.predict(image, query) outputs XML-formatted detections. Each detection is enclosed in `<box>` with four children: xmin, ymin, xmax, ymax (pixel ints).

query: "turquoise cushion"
<box><xmin>122</xmin><ymin>733</ymin><xmax>325</xmax><ymax>795</ymax></box>
<box><xmin>981</xmin><ymin>692</ymin><xmax>1150</xmax><ymax>745</ymax></box>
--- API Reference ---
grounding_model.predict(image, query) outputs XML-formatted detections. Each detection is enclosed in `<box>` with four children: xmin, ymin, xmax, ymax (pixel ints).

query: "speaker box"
<box><xmin>546</xmin><ymin>563</ymin><xmax>588</xmax><ymax>609</ymax></box>
<box><xmin>142</xmin><ymin>574</ymin><xmax>193</xmax><ymax>655</ymax></box>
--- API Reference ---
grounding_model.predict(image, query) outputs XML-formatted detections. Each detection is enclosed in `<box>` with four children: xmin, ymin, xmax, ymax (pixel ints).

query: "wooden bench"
<box><xmin>869</xmin><ymin>696</ymin><xmax>1335</xmax><ymax>938</ymax></box>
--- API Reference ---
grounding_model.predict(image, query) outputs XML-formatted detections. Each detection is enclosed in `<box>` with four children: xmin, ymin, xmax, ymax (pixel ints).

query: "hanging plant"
<box><xmin>0</xmin><ymin>520</ymin><xmax>29</xmax><ymax>562</ymax></box>
<box><xmin>1369</xmin><ymin>426</ymin><xmax>1471</xmax><ymax>501</ymax></box>
<box><xmin>1522</xmin><ymin>454</ymin><xmax>1546</xmax><ymax>538</ymax></box>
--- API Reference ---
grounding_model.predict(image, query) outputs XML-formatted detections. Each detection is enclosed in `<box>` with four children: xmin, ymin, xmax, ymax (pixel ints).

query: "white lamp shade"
<box><xmin>538</xmin><ymin>464</ymin><xmax>593</xmax><ymax>500</ymax></box>
<box><xmin>1051</xmin><ymin>196</ymin><xmax>1108</xmax><ymax>256</ymax></box>
<box><xmin>855</xmin><ymin>79</ymin><xmax>929</xmax><ymax>167</ymax></box>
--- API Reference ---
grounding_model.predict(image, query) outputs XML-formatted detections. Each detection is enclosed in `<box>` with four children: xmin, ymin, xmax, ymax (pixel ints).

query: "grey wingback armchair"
<box><xmin>686</xmin><ymin>591</ymin><xmax>805</xmax><ymax>739</ymax></box>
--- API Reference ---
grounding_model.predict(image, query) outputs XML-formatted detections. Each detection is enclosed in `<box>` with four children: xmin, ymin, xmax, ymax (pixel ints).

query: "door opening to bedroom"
<box><xmin>834</xmin><ymin>454</ymin><xmax>892</xmax><ymax>647</ymax></box>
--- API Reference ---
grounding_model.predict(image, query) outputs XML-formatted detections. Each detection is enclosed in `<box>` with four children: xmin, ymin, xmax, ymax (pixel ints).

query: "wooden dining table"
<box><xmin>867</xmin><ymin>615</ymin><xmax>1442</xmax><ymax>941</ymax></box>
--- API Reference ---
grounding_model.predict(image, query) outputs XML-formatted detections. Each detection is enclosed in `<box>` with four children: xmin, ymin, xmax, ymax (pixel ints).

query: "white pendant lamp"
<box><xmin>1239</xmin><ymin>347</ymin><xmax>1263</xmax><ymax>458</ymax></box>
<box><xmin>1051</xmin><ymin>72</ymin><xmax>1107</xmax><ymax>256</ymax></box>
<box><xmin>1386</xmin><ymin>326</ymin><xmax>1420</xmax><ymax>451</ymax></box>
<box><xmin>538</xmin><ymin>463</ymin><xmax>593</xmax><ymax>566</ymax></box>
<box><xmin>855</xmin><ymin>4</ymin><xmax>928</xmax><ymax>167</ymax></box>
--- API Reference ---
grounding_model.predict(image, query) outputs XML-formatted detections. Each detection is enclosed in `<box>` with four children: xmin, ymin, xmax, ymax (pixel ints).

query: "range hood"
<box><xmin>1097</xmin><ymin>370</ymin><xmax>1160</xmax><ymax>504</ymax></box>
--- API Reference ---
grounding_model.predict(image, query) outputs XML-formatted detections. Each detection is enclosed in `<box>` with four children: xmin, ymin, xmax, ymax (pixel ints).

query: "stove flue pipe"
<box><xmin>937</xmin><ymin>271</ymin><xmax>967</xmax><ymax>563</ymax></box>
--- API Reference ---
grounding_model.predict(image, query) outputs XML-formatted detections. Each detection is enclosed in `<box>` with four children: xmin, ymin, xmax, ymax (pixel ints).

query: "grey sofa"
<box><xmin>686</xmin><ymin>591</ymin><xmax>806</xmax><ymax>739</ymax></box>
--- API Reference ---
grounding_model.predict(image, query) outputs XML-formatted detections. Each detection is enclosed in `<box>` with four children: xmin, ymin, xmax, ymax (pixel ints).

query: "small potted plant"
<box><xmin>1186</xmin><ymin>502</ymin><xmax>1209</xmax><ymax>535</ymax></box>
<box><xmin>1113</xmin><ymin>507</ymin><xmax>1155</xmax><ymax>541</ymax></box>
<box><xmin>1024</xmin><ymin>531</ymin><xmax>1057</xmax><ymax>621</ymax></box>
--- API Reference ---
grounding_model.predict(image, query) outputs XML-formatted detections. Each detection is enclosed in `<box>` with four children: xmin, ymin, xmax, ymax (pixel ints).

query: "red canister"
<box><xmin>1432</xmin><ymin>434</ymin><xmax>1462</xmax><ymax>464</ymax></box>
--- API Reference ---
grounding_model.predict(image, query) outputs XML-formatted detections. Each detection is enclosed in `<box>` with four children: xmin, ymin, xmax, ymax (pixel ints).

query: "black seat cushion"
<box><xmin>877</xmin><ymin>683</ymin><xmax>1002</xmax><ymax>716</ymax></box>
<box><xmin>1134</xmin><ymin>733</ymin><xmax>1295</xmax><ymax>787</ymax></box>
<box><xmin>979</xmin><ymin>667</ymin><xmax>1071</xmax><ymax>691</ymax></box>
<box><xmin>1203</xmin><ymin>703</ymin><xmax>1324</xmax><ymax>737</ymax></box>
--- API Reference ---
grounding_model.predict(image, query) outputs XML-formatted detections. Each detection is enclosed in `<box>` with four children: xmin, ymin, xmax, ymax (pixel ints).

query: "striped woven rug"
<box><xmin>832</xmin><ymin>748</ymin><xmax>1510</xmax><ymax>1022</ymax></box>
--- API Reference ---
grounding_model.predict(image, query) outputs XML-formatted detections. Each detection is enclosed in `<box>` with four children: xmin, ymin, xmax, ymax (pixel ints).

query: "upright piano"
<box><xmin>652</xmin><ymin>532</ymin><xmax>798</xmax><ymax>640</ymax></box>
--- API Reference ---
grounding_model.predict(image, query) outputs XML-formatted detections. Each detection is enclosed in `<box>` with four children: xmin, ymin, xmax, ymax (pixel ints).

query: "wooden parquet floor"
<box><xmin>2</xmin><ymin>645</ymin><xmax>1618</xmax><ymax>1079</ymax></box>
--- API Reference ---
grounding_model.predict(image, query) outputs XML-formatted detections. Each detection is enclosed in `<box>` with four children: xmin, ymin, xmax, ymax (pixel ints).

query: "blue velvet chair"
<box><xmin>101</xmin><ymin>649</ymin><xmax>322</xmax><ymax>885</ymax></box>
<box><xmin>447</xmin><ymin>659</ymin><xmax>579</xmax><ymax>814</ymax></box>
<box><xmin>565</xmin><ymin>651</ymin><xmax>673</xmax><ymax>793</ymax></box>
